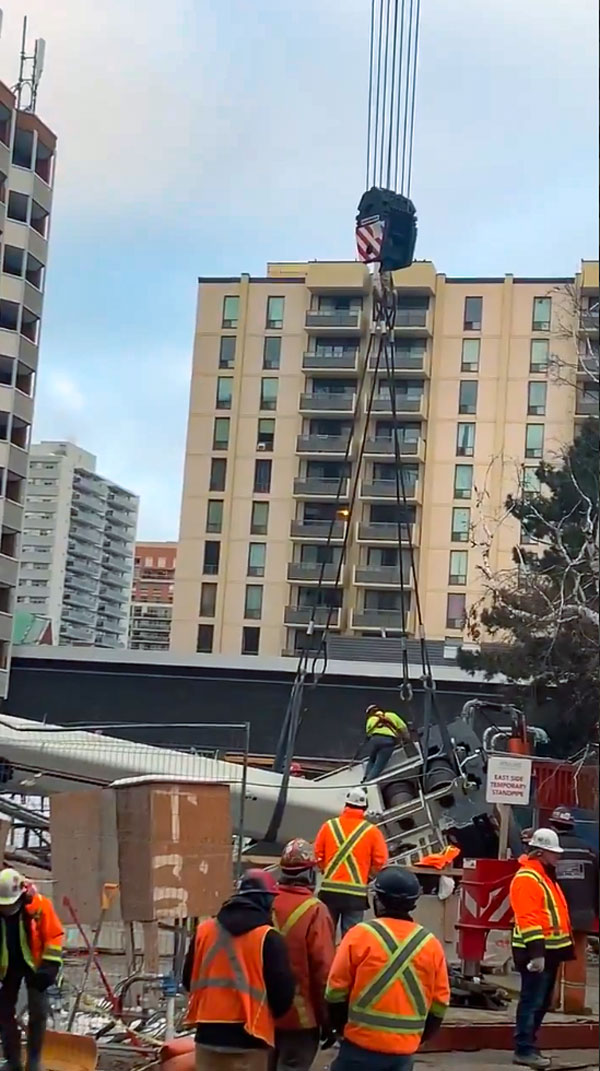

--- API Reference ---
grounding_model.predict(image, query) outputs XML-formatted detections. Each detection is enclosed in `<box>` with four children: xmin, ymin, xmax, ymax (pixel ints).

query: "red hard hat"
<box><xmin>239</xmin><ymin>868</ymin><xmax>278</xmax><ymax>897</ymax></box>
<box><xmin>289</xmin><ymin>762</ymin><xmax>303</xmax><ymax>776</ymax></box>
<box><xmin>280</xmin><ymin>838</ymin><xmax>316</xmax><ymax>872</ymax></box>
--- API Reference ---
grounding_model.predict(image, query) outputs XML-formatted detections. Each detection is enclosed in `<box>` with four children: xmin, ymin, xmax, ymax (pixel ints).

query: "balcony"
<box><xmin>296</xmin><ymin>434</ymin><xmax>352</xmax><ymax>456</ymax></box>
<box><xmin>305</xmin><ymin>309</ymin><xmax>362</xmax><ymax>333</ymax></box>
<box><xmin>577</xmin><ymin>353</ymin><xmax>600</xmax><ymax>378</ymax></box>
<box><xmin>369</xmin><ymin>349</ymin><xmax>430</xmax><ymax>375</ymax></box>
<box><xmin>302</xmin><ymin>350</ymin><xmax>359</xmax><ymax>373</ymax></box>
<box><xmin>364</xmin><ymin>437</ymin><xmax>425</xmax><ymax>461</ymax></box>
<box><xmin>64</xmin><ymin>591</ymin><xmax>97</xmax><ymax>611</ymax></box>
<box><xmin>354</xmin><ymin>565</ymin><xmax>413</xmax><ymax>587</ymax></box>
<box><xmin>351</xmin><ymin>608</ymin><xmax>410</xmax><ymax>631</ymax></box>
<box><xmin>284</xmin><ymin>605</ymin><xmax>342</xmax><ymax>628</ymax></box>
<box><xmin>293</xmin><ymin>477</ymin><xmax>349</xmax><ymax>498</ymax></box>
<box><xmin>287</xmin><ymin>562</ymin><xmax>341</xmax><ymax>583</ymax></box>
<box><xmin>65</xmin><ymin>574</ymin><xmax>99</xmax><ymax>595</ymax></box>
<box><xmin>290</xmin><ymin>519</ymin><xmax>346</xmax><ymax>541</ymax></box>
<box><xmin>63</xmin><ymin>605</ymin><xmax>96</xmax><ymax>627</ymax></box>
<box><xmin>360</xmin><ymin>479</ymin><xmax>419</xmax><ymax>501</ymax></box>
<box><xmin>0</xmin><ymin>554</ymin><xmax>18</xmax><ymax>587</ymax></box>
<box><xmin>357</xmin><ymin>522</ymin><xmax>418</xmax><ymax>544</ymax></box>
<box><xmin>393</xmin><ymin>308</ymin><xmax>431</xmax><ymax>336</ymax></box>
<box><xmin>60</xmin><ymin>624</ymin><xmax>95</xmax><ymax>644</ymax></box>
<box><xmin>575</xmin><ymin>389</ymin><xmax>599</xmax><ymax>416</ymax></box>
<box><xmin>300</xmin><ymin>391</ymin><xmax>356</xmax><ymax>414</ymax></box>
<box><xmin>368</xmin><ymin>394</ymin><xmax>425</xmax><ymax>417</ymax></box>
<box><xmin>579</xmin><ymin>309</ymin><xmax>599</xmax><ymax>335</ymax></box>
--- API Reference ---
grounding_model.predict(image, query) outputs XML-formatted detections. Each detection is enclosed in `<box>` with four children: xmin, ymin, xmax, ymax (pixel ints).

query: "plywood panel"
<box><xmin>50</xmin><ymin>790</ymin><xmax>120</xmax><ymax>925</ymax></box>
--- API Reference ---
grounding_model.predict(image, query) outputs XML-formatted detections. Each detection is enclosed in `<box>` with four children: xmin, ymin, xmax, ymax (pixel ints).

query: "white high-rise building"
<box><xmin>17</xmin><ymin>441</ymin><xmax>139</xmax><ymax>647</ymax></box>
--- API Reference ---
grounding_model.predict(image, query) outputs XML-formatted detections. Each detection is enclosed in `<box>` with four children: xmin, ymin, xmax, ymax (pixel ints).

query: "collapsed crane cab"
<box><xmin>356</xmin><ymin>186</ymin><xmax>418</xmax><ymax>271</ymax></box>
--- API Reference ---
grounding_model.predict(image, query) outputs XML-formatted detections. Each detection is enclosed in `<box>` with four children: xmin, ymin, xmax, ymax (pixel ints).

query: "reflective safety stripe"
<box><xmin>430</xmin><ymin>1000</ymin><xmax>448</xmax><ymax>1018</ymax></box>
<box><xmin>191</xmin><ymin>923</ymin><xmax>266</xmax><ymax>1004</ymax></box>
<box><xmin>323</xmin><ymin>819</ymin><xmax>372</xmax><ymax>891</ymax></box>
<box><xmin>352</xmin><ymin>921</ymin><xmax>432</xmax><ymax>1021</ymax></box>
<box><xmin>274</xmin><ymin>897</ymin><xmax>320</xmax><ymax>938</ymax></box>
<box><xmin>19</xmin><ymin>919</ymin><xmax>35</xmax><ymax>972</ymax></box>
<box><xmin>320</xmin><ymin>879</ymin><xmax>370</xmax><ymax>896</ymax></box>
<box><xmin>43</xmin><ymin>944</ymin><xmax>63</xmax><ymax>963</ymax></box>
<box><xmin>349</xmin><ymin>1007</ymin><xmax>427</xmax><ymax>1033</ymax></box>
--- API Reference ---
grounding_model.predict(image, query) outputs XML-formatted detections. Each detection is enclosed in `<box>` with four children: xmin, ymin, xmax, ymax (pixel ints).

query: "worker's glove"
<box><xmin>31</xmin><ymin>965</ymin><xmax>58</xmax><ymax>992</ymax></box>
<box><xmin>527</xmin><ymin>957</ymin><xmax>545</xmax><ymax>974</ymax></box>
<box><xmin>320</xmin><ymin>1027</ymin><xmax>337</xmax><ymax>1050</ymax></box>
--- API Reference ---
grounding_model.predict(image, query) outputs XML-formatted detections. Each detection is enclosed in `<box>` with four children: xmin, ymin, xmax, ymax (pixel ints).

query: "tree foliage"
<box><xmin>459</xmin><ymin>418</ymin><xmax>599</xmax><ymax>755</ymax></box>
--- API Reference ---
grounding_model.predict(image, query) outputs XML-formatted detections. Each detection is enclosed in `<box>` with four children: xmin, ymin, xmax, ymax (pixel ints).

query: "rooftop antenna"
<box><xmin>14</xmin><ymin>15</ymin><xmax>46</xmax><ymax>112</ymax></box>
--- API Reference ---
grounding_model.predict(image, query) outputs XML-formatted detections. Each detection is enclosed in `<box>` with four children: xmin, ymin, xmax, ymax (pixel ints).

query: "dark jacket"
<box><xmin>183</xmin><ymin>896</ymin><xmax>295</xmax><ymax>1050</ymax></box>
<box><xmin>555</xmin><ymin>831</ymin><xmax>599</xmax><ymax>933</ymax></box>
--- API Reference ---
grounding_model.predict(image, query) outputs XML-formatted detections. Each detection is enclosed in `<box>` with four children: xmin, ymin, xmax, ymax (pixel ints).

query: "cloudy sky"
<box><xmin>2</xmin><ymin>0</ymin><xmax>598</xmax><ymax>538</ymax></box>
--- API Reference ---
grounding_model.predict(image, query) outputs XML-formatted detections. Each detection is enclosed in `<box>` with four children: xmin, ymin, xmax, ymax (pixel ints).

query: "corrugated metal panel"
<box><xmin>534</xmin><ymin>760</ymin><xmax>598</xmax><ymax>812</ymax></box>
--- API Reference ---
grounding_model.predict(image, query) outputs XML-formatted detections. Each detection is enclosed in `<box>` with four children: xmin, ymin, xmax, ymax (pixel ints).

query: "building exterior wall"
<box><xmin>0</xmin><ymin>82</ymin><xmax>56</xmax><ymax>695</ymax></box>
<box><xmin>129</xmin><ymin>541</ymin><xmax>176</xmax><ymax>651</ymax></box>
<box><xmin>171</xmin><ymin>260</ymin><xmax>599</xmax><ymax>660</ymax></box>
<box><xmin>18</xmin><ymin>442</ymin><xmax>139</xmax><ymax>647</ymax></box>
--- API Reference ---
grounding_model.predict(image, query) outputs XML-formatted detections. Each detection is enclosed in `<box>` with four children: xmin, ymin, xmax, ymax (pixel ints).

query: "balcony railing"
<box><xmin>575</xmin><ymin>390</ymin><xmax>599</xmax><ymax>416</ymax></box>
<box><xmin>577</xmin><ymin>353</ymin><xmax>600</xmax><ymax>377</ymax></box>
<box><xmin>290</xmin><ymin>519</ymin><xmax>346</xmax><ymax>540</ymax></box>
<box><xmin>296</xmin><ymin>434</ymin><xmax>352</xmax><ymax>455</ymax></box>
<box><xmin>369</xmin><ymin>395</ymin><xmax>424</xmax><ymax>415</ymax></box>
<box><xmin>293</xmin><ymin>477</ymin><xmax>349</xmax><ymax>497</ymax></box>
<box><xmin>300</xmin><ymin>392</ymin><xmax>356</xmax><ymax>413</ymax></box>
<box><xmin>303</xmin><ymin>351</ymin><xmax>358</xmax><ymax>372</ymax></box>
<box><xmin>369</xmin><ymin>351</ymin><xmax>428</xmax><ymax>374</ymax></box>
<box><xmin>354</xmin><ymin>565</ymin><xmax>412</xmax><ymax>586</ymax></box>
<box><xmin>287</xmin><ymin>562</ymin><xmax>341</xmax><ymax>583</ymax></box>
<box><xmin>364</xmin><ymin>437</ymin><xmax>423</xmax><ymax>458</ymax></box>
<box><xmin>305</xmin><ymin>309</ymin><xmax>362</xmax><ymax>331</ymax></box>
<box><xmin>361</xmin><ymin>479</ymin><xmax>418</xmax><ymax>499</ymax></box>
<box><xmin>394</xmin><ymin>308</ymin><xmax>429</xmax><ymax>329</ymax></box>
<box><xmin>357</xmin><ymin>522</ymin><xmax>416</xmax><ymax>543</ymax></box>
<box><xmin>284</xmin><ymin>605</ymin><xmax>341</xmax><ymax>627</ymax></box>
<box><xmin>579</xmin><ymin>310</ymin><xmax>599</xmax><ymax>332</ymax></box>
<box><xmin>351</xmin><ymin>609</ymin><xmax>409</xmax><ymax>630</ymax></box>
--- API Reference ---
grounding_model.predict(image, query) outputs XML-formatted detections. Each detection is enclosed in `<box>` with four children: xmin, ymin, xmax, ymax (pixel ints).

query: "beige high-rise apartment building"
<box><xmin>171</xmin><ymin>258</ymin><xmax>599</xmax><ymax>660</ymax></box>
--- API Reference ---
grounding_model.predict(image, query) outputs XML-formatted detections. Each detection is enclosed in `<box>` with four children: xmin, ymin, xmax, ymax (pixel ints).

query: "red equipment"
<box><xmin>456</xmin><ymin>858</ymin><xmax>518</xmax><ymax>976</ymax></box>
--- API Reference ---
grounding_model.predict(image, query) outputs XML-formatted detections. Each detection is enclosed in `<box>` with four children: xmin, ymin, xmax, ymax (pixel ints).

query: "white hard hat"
<box><xmin>529</xmin><ymin>828</ymin><xmax>564</xmax><ymax>854</ymax></box>
<box><xmin>346</xmin><ymin>787</ymin><xmax>368</xmax><ymax>808</ymax></box>
<box><xmin>0</xmin><ymin>868</ymin><xmax>25</xmax><ymax>906</ymax></box>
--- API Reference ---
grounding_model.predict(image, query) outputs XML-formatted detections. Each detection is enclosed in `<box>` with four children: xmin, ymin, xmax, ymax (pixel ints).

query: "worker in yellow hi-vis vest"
<box><xmin>362</xmin><ymin>704</ymin><xmax>410</xmax><ymax>783</ymax></box>
<box><xmin>315</xmin><ymin>788</ymin><xmax>389</xmax><ymax>939</ymax></box>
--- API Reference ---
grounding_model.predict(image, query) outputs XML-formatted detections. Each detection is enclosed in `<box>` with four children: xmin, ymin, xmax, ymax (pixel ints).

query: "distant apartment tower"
<box><xmin>18</xmin><ymin>442</ymin><xmax>139</xmax><ymax>647</ymax></box>
<box><xmin>171</xmin><ymin>259</ymin><xmax>599</xmax><ymax>660</ymax></box>
<box><xmin>0</xmin><ymin>81</ymin><xmax>56</xmax><ymax>692</ymax></box>
<box><xmin>129</xmin><ymin>541</ymin><xmax>176</xmax><ymax>651</ymax></box>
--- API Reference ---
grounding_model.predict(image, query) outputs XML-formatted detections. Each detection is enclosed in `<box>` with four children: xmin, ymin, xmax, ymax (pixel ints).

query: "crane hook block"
<box><xmin>356</xmin><ymin>187</ymin><xmax>417</xmax><ymax>273</ymax></box>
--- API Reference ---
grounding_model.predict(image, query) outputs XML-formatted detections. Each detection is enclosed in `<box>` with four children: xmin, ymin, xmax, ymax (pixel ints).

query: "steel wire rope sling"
<box><xmin>265</xmin><ymin>0</ymin><xmax>433</xmax><ymax>844</ymax></box>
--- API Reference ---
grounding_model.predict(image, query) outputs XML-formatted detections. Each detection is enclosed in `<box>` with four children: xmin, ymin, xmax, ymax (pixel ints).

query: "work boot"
<box><xmin>513</xmin><ymin>1054</ymin><xmax>551</xmax><ymax>1069</ymax></box>
<box><xmin>1</xmin><ymin>1029</ymin><xmax>24</xmax><ymax>1071</ymax></box>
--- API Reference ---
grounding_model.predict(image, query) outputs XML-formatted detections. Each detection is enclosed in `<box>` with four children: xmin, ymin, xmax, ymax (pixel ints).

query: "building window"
<box><xmin>200</xmin><ymin>583</ymin><xmax>217</xmax><ymax>617</ymax></box>
<box><xmin>257</xmin><ymin>418</ymin><xmax>275</xmax><ymax>451</ymax></box>
<box><xmin>0</xmin><ymin>301</ymin><xmax>19</xmax><ymax>332</ymax></box>
<box><xmin>528</xmin><ymin>381</ymin><xmax>547</xmax><ymax>416</ymax></box>
<box><xmin>525</xmin><ymin>424</ymin><xmax>544</xmax><ymax>459</ymax></box>
<box><xmin>196</xmin><ymin>624</ymin><xmax>214</xmax><ymax>653</ymax></box>
<box><xmin>219</xmin><ymin>337</ymin><xmax>236</xmax><ymax>369</ymax></box>
<box><xmin>532</xmin><ymin>296</ymin><xmax>551</xmax><ymax>332</ymax></box>
<box><xmin>522</xmin><ymin>468</ymin><xmax>541</xmax><ymax>496</ymax></box>
<box><xmin>453</xmin><ymin>464</ymin><xmax>473</xmax><ymax>500</ymax></box>
<box><xmin>216</xmin><ymin>376</ymin><xmax>233</xmax><ymax>410</ymax></box>
<box><xmin>461</xmin><ymin>338</ymin><xmax>480</xmax><ymax>372</ymax></box>
<box><xmin>222</xmin><ymin>296</ymin><xmax>239</xmax><ymax>329</ymax></box>
<box><xmin>203</xmin><ymin>541</ymin><xmax>220</xmax><ymax>576</ymax></box>
<box><xmin>244</xmin><ymin>585</ymin><xmax>263</xmax><ymax>620</ymax></box>
<box><xmin>456</xmin><ymin>423</ymin><xmax>475</xmax><ymax>457</ymax></box>
<box><xmin>250</xmin><ymin>501</ymin><xmax>269</xmax><ymax>535</ymax></box>
<box><xmin>3</xmin><ymin>245</ymin><xmax>24</xmax><ymax>278</ymax></box>
<box><xmin>263</xmin><ymin>337</ymin><xmax>281</xmax><ymax>370</ymax></box>
<box><xmin>247</xmin><ymin>543</ymin><xmax>266</xmax><ymax>577</ymax></box>
<box><xmin>446</xmin><ymin>593</ymin><xmax>466</xmax><ymax>630</ymax></box>
<box><xmin>260</xmin><ymin>378</ymin><xmax>278</xmax><ymax>411</ymax></box>
<box><xmin>266</xmin><ymin>296</ymin><xmax>285</xmax><ymax>330</ymax></box>
<box><xmin>451</xmin><ymin>507</ymin><xmax>470</xmax><ymax>543</ymax></box>
<box><xmin>242</xmin><ymin>626</ymin><xmax>260</xmax><ymax>656</ymax></box>
<box><xmin>7</xmin><ymin>191</ymin><xmax>28</xmax><ymax>223</ymax></box>
<box><xmin>206</xmin><ymin>500</ymin><xmax>223</xmax><ymax>533</ymax></box>
<box><xmin>254</xmin><ymin>459</ymin><xmax>272</xmax><ymax>493</ymax></box>
<box><xmin>209</xmin><ymin>458</ymin><xmax>227</xmax><ymax>492</ymax></box>
<box><xmin>213</xmin><ymin>417</ymin><xmax>230</xmax><ymax>450</ymax></box>
<box><xmin>449</xmin><ymin>550</ymin><xmax>468</xmax><ymax>585</ymax></box>
<box><xmin>463</xmin><ymin>297</ymin><xmax>482</xmax><ymax>331</ymax></box>
<box><xmin>530</xmin><ymin>339</ymin><xmax>549</xmax><ymax>373</ymax></box>
<box><xmin>458</xmin><ymin>381</ymin><xmax>478</xmax><ymax>414</ymax></box>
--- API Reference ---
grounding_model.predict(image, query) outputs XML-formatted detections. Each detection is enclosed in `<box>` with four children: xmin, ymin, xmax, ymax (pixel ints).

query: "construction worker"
<box><xmin>362</xmin><ymin>704</ymin><xmax>410</xmax><ymax>783</ymax></box>
<box><xmin>325</xmin><ymin>866</ymin><xmax>450</xmax><ymax>1071</ymax></box>
<box><xmin>183</xmin><ymin>869</ymin><xmax>296</xmax><ymax>1071</ymax></box>
<box><xmin>271</xmin><ymin>838</ymin><xmax>336</xmax><ymax>1071</ymax></box>
<box><xmin>315</xmin><ymin>787</ymin><xmax>389</xmax><ymax>938</ymax></box>
<box><xmin>548</xmin><ymin>805</ymin><xmax>598</xmax><ymax>1014</ymax></box>
<box><xmin>0</xmin><ymin>868</ymin><xmax>64</xmax><ymax>1071</ymax></box>
<box><xmin>510</xmin><ymin>828</ymin><xmax>574</xmax><ymax>1070</ymax></box>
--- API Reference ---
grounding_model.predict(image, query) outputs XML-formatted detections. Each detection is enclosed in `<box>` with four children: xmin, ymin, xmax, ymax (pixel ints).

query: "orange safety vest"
<box><xmin>0</xmin><ymin>894</ymin><xmax>64</xmax><ymax>980</ymax></box>
<box><xmin>315</xmin><ymin>810</ymin><xmax>389</xmax><ymax>898</ymax></box>
<box><xmin>510</xmin><ymin>857</ymin><xmax>573</xmax><ymax>957</ymax></box>
<box><xmin>414</xmin><ymin>846</ymin><xmax>460</xmax><ymax>871</ymax></box>
<box><xmin>326</xmin><ymin>917</ymin><xmax>450</xmax><ymax>1055</ymax></box>
<box><xmin>273</xmin><ymin>892</ymin><xmax>326</xmax><ymax>1031</ymax></box>
<box><xmin>185</xmin><ymin>917</ymin><xmax>274</xmax><ymax>1047</ymax></box>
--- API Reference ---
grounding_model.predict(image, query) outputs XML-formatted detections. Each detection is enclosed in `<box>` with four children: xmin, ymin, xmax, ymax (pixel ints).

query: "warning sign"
<box><xmin>485</xmin><ymin>755</ymin><xmax>532</xmax><ymax>806</ymax></box>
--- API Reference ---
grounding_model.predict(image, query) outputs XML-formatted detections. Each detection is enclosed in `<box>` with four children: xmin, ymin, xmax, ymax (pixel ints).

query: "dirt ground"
<box><xmin>314</xmin><ymin>1052</ymin><xmax>599</xmax><ymax>1070</ymax></box>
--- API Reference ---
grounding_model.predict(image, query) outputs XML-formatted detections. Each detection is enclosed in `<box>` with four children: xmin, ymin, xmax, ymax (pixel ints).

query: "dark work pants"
<box><xmin>332</xmin><ymin>1039</ymin><xmax>414</xmax><ymax>1071</ymax></box>
<box><xmin>325</xmin><ymin>904</ymin><xmax>364</xmax><ymax>940</ymax></box>
<box><xmin>362</xmin><ymin>737</ymin><xmax>396</xmax><ymax>782</ymax></box>
<box><xmin>0</xmin><ymin>970</ymin><xmax>48</xmax><ymax>1071</ymax></box>
<box><xmin>270</xmin><ymin>1028</ymin><xmax>320</xmax><ymax>1071</ymax></box>
<box><xmin>514</xmin><ymin>966</ymin><xmax>558</xmax><ymax>1056</ymax></box>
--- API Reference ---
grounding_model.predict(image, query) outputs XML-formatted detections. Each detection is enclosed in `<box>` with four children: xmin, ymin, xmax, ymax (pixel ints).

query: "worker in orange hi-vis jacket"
<box><xmin>510</xmin><ymin>828</ymin><xmax>574</xmax><ymax>1070</ymax></box>
<box><xmin>314</xmin><ymin>787</ymin><xmax>389</xmax><ymax>939</ymax></box>
<box><xmin>325</xmin><ymin>866</ymin><xmax>450</xmax><ymax>1071</ymax></box>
